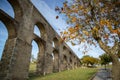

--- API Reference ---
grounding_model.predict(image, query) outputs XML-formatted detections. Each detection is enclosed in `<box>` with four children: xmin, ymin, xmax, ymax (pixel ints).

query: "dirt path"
<box><xmin>92</xmin><ymin>68</ymin><xmax>112</xmax><ymax>80</ymax></box>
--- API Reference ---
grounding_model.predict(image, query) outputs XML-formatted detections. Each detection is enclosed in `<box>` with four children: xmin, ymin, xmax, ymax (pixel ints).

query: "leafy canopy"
<box><xmin>81</xmin><ymin>55</ymin><xmax>98</xmax><ymax>66</ymax></box>
<box><xmin>99</xmin><ymin>53</ymin><xmax>112</xmax><ymax>65</ymax></box>
<box><xmin>56</xmin><ymin>0</ymin><xmax>120</xmax><ymax>53</ymax></box>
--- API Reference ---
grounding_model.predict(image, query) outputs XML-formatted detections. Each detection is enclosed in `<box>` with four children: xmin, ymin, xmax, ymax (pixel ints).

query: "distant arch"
<box><xmin>63</xmin><ymin>46</ymin><xmax>67</xmax><ymax>50</ymax></box>
<box><xmin>53</xmin><ymin>49</ymin><xmax>59</xmax><ymax>61</ymax></box>
<box><xmin>53</xmin><ymin>37</ymin><xmax>59</xmax><ymax>48</ymax></box>
<box><xmin>69</xmin><ymin>51</ymin><xmax>72</xmax><ymax>56</ymax></box>
<box><xmin>70</xmin><ymin>58</ymin><xmax>72</xmax><ymax>64</ymax></box>
<box><xmin>63</xmin><ymin>55</ymin><xmax>67</xmax><ymax>64</ymax></box>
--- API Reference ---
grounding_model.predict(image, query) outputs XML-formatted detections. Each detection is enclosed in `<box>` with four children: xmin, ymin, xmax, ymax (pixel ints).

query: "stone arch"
<box><xmin>0</xmin><ymin>0</ymin><xmax>14</xmax><ymax>18</ymax></box>
<box><xmin>34</xmin><ymin>22</ymin><xmax>47</xmax><ymax>40</ymax></box>
<box><xmin>63</xmin><ymin>55</ymin><xmax>68</xmax><ymax>70</ymax></box>
<box><xmin>8</xmin><ymin>0</ymin><xmax>23</xmax><ymax>20</ymax></box>
<box><xmin>0</xmin><ymin>20</ymin><xmax>18</xmax><ymax>79</ymax></box>
<box><xmin>29</xmin><ymin>40</ymin><xmax>39</xmax><ymax>73</ymax></box>
<box><xmin>63</xmin><ymin>55</ymin><xmax>67</xmax><ymax>63</ymax></box>
<box><xmin>0</xmin><ymin>15</ymin><xmax>17</xmax><ymax>60</ymax></box>
<box><xmin>70</xmin><ymin>58</ymin><xmax>72</xmax><ymax>64</ymax></box>
<box><xmin>63</xmin><ymin>46</ymin><xmax>67</xmax><ymax>50</ymax></box>
<box><xmin>70</xmin><ymin>57</ymin><xmax>73</xmax><ymax>63</ymax></box>
<box><xmin>53</xmin><ymin>37</ymin><xmax>59</xmax><ymax>48</ymax></box>
<box><xmin>69</xmin><ymin>51</ymin><xmax>72</xmax><ymax>57</ymax></box>
<box><xmin>0</xmin><ymin>13</ymin><xmax>17</xmax><ymax>39</ymax></box>
<box><xmin>31</xmin><ymin>34</ymin><xmax>46</xmax><ymax>74</ymax></box>
<box><xmin>74</xmin><ymin>62</ymin><xmax>77</xmax><ymax>68</ymax></box>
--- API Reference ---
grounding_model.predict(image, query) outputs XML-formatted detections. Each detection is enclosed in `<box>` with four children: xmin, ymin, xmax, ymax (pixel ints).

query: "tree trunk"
<box><xmin>104</xmin><ymin>64</ymin><xmax>106</xmax><ymax>70</ymax></box>
<box><xmin>112</xmin><ymin>62</ymin><xmax>120</xmax><ymax>80</ymax></box>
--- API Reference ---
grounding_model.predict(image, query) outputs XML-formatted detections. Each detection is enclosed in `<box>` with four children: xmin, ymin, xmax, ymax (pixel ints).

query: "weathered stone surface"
<box><xmin>0</xmin><ymin>0</ymin><xmax>81</xmax><ymax>80</ymax></box>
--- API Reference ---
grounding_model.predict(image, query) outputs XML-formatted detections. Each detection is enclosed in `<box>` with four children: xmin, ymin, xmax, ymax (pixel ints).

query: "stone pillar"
<box><xmin>44</xmin><ymin>53</ymin><xmax>53</xmax><ymax>74</ymax></box>
<box><xmin>43</xmin><ymin>42</ymin><xmax>53</xmax><ymax>75</ymax></box>
<box><xmin>0</xmin><ymin>38</ymin><xmax>32</xmax><ymax>80</ymax></box>
<box><xmin>58</xmin><ymin>44</ymin><xmax>62</xmax><ymax>72</ymax></box>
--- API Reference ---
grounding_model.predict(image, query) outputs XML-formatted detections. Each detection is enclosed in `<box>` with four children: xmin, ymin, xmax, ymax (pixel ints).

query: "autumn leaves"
<box><xmin>55</xmin><ymin>0</ymin><xmax>120</xmax><ymax>47</ymax></box>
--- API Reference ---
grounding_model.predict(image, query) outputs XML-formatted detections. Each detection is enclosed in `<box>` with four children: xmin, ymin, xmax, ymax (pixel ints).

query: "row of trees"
<box><xmin>81</xmin><ymin>54</ymin><xmax>112</xmax><ymax>68</ymax></box>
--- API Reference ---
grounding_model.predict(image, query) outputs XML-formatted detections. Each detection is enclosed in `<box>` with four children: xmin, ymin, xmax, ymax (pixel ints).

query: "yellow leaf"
<box><xmin>70</xmin><ymin>35</ymin><xmax>75</xmax><ymax>39</ymax></box>
<box><xmin>68</xmin><ymin>27</ymin><xmax>74</xmax><ymax>33</ymax></box>
<box><xmin>93</xmin><ymin>27</ymin><xmax>98</xmax><ymax>31</ymax></box>
<box><xmin>111</xmin><ymin>29</ymin><xmax>118</xmax><ymax>34</ymax></box>
<box><xmin>71</xmin><ymin>17</ymin><xmax>77</xmax><ymax>22</ymax></box>
<box><xmin>83</xmin><ymin>30</ymin><xmax>89</xmax><ymax>36</ymax></box>
<box><xmin>63</xmin><ymin>31</ymin><xmax>68</xmax><ymax>34</ymax></box>
<box><xmin>79</xmin><ymin>5</ymin><xmax>83</xmax><ymax>10</ymax></box>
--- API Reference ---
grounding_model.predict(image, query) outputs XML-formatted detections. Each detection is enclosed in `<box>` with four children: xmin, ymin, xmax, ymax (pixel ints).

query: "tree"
<box><xmin>56</xmin><ymin>0</ymin><xmax>120</xmax><ymax>80</ymax></box>
<box><xmin>99</xmin><ymin>54</ymin><xmax>112</xmax><ymax>69</ymax></box>
<box><xmin>81</xmin><ymin>55</ymin><xmax>98</xmax><ymax>67</ymax></box>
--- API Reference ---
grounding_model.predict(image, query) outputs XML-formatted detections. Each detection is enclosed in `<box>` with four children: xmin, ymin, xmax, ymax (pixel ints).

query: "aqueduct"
<box><xmin>0</xmin><ymin>0</ymin><xmax>80</xmax><ymax>80</ymax></box>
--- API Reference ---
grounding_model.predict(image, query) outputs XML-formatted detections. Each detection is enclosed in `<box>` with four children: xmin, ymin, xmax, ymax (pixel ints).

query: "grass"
<box><xmin>29</xmin><ymin>63</ymin><xmax>37</xmax><ymax>73</ymax></box>
<box><xmin>29</xmin><ymin>63</ymin><xmax>97</xmax><ymax>80</ymax></box>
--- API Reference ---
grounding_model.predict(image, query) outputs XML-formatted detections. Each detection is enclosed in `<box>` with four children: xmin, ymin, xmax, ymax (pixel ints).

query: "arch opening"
<box><xmin>69</xmin><ymin>52</ymin><xmax>72</xmax><ymax>56</ymax></box>
<box><xmin>0</xmin><ymin>0</ymin><xmax>15</xmax><ymax>18</ymax></box>
<box><xmin>35</xmin><ymin>22</ymin><xmax>46</xmax><ymax>40</ymax></box>
<box><xmin>63</xmin><ymin>55</ymin><xmax>67</xmax><ymax>63</ymax></box>
<box><xmin>0</xmin><ymin>21</ymin><xmax>8</xmax><ymax>60</ymax></box>
<box><xmin>53</xmin><ymin>49</ymin><xmax>59</xmax><ymax>62</ymax></box>
<box><xmin>63</xmin><ymin>46</ymin><xmax>67</xmax><ymax>50</ymax></box>
<box><xmin>29</xmin><ymin>36</ymin><xmax>45</xmax><ymax>75</ymax></box>
<box><xmin>53</xmin><ymin>37</ymin><xmax>59</xmax><ymax>48</ymax></box>
<box><xmin>52</xmin><ymin>41</ymin><xmax>55</xmax><ymax>48</ymax></box>
<box><xmin>34</xmin><ymin>25</ymin><xmax>41</xmax><ymax>37</ymax></box>
<box><xmin>70</xmin><ymin>58</ymin><xmax>72</xmax><ymax>63</ymax></box>
<box><xmin>29</xmin><ymin>40</ymin><xmax>39</xmax><ymax>74</ymax></box>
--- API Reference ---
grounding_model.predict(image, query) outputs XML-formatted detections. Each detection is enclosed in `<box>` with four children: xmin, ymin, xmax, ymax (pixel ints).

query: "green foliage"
<box><xmin>99</xmin><ymin>54</ymin><xmax>112</xmax><ymax>65</ymax></box>
<box><xmin>29</xmin><ymin>67</ymin><xmax>97</xmax><ymax>80</ymax></box>
<box><xmin>81</xmin><ymin>55</ymin><xmax>99</xmax><ymax>66</ymax></box>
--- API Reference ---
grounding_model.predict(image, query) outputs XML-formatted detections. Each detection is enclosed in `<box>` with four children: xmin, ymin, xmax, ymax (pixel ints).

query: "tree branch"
<box><xmin>112</xmin><ymin>41</ymin><xmax>119</xmax><ymax>52</ymax></box>
<box><xmin>98</xmin><ymin>40</ymin><xmax>110</xmax><ymax>53</ymax></box>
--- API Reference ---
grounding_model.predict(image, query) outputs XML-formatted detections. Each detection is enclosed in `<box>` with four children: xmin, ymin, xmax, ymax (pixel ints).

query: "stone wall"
<box><xmin>0</xmin><ymin>0</ymin><xmax>80</xmax><ymax>80</ymax></box>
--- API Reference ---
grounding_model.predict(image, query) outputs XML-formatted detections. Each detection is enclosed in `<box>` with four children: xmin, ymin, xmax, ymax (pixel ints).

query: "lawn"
<box><xmin>29</xmin><ymin>63</ymin><xmax>36</xmax><ymax>73</ymax></box>
<box><xmin>29</xmin><ymin>64</ymin><xmax>97</xmax><ymax>80</ymax></box>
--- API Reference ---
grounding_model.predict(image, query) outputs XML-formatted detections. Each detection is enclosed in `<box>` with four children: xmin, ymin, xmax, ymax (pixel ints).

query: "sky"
<box><xmin>0</xmin><ymin>0</ymin><xmax>104</xmax><ymax>60</ymax></box>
